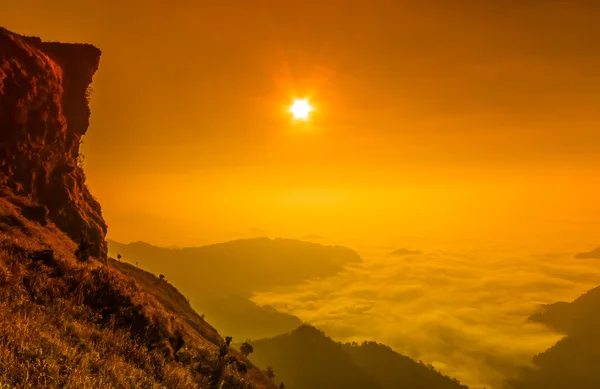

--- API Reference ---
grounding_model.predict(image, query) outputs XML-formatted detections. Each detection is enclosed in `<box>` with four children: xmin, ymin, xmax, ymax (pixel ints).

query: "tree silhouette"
<box><xmin>279</xmin><ymin>383</ymin><xmax>285</xmax><ymax>389</ymax></box>
<box><xmin>219</xmin><ymin>344</ymin><xmax>228</xmax><ymax>360</ymax></box>
<box><xmin>265</xmin><ymin>366</ymin><xmax>275</xmax><ymax>379</ymax></box>
<box><xmin>117</xmin><ymin>253</ymin><xmax>122</xmax><ymax>261</ymax></box>
<box><xmin>219</xmin><ymin>336</ymin><xmax>233</xmax><ymax>361</ymax></box>
<box><xmin>240</xmin><ymin>342</ymin><xmax>254</xmax><ymax>357</ymax></box>
<box><xmin>159</xmin><ymin>274</ymin><xmax>165</xmax><ymax>281</ymax></box>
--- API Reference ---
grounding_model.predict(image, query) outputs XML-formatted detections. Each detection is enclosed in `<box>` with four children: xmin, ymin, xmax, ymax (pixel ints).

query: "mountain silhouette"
<box><xmin>574</xmin><ymin>247</ymin><xmax>600</xmax><ymax>259</ymax></box>
<box><xmin>389</xmin><ymin>248</ymin><xmax>423</xmax><ymax>256</ymax></box>
<box><xmin>248</xmin><ymin>325</ymin><xmax>468</xmax><ymax>389</ymax></box>
<box><xmin>108</xmin><ymin>238</ymin><xmax>361</xmax><ymax>298</ymax></box>
<box><xmin>512</xmin><ymin>285</ymin><xmax>600</xmax><ymax>389</ymax></box>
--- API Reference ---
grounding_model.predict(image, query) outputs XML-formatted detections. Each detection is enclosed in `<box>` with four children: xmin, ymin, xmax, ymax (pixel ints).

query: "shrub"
<box><xmin>240</xmin><ymin>342</ymin><xmax>254</xmax><ymax>357</ymax></box>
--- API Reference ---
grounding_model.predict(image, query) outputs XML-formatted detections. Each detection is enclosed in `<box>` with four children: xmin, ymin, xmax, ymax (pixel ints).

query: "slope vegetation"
<box><xmin>0</xmin><ymin>196</ymin><xmax>276</xmax><ymax>388</ymax></box>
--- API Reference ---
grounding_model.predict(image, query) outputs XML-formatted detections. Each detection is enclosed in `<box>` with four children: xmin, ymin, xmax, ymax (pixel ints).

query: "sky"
<box><xmin>2</xmin><ymin>0</ymin><xmax>600</xmax><ymax>246</ymax></box>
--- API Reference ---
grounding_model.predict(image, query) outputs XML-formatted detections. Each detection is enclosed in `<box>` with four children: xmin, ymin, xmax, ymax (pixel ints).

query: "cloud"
<box><xmin>252</xmin><ymin>242</ymin><xmax>600</xmax><ymax>389</ymax></box>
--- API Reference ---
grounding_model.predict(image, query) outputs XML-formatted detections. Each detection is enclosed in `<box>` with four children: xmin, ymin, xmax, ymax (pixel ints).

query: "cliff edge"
<box><xmin>0</xmin><ymin>27</ymin><xmax>106</xmax><ymax>258</ymax></box>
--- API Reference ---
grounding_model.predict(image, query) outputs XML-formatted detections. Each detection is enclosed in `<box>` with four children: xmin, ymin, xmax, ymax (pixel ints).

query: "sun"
<box><xmin>290</xmin><ymin>99</ymin><xmax>312</xmax><ymax>120</ymax></box>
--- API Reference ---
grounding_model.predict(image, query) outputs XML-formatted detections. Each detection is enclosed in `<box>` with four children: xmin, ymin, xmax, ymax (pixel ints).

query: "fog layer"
<box><xmin>253</xmin><ymin>239</ymin><xmax>600</xmax><ymax>388</ymax></box>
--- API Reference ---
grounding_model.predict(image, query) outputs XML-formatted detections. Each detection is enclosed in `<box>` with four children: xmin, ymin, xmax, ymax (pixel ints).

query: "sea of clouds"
<box><xmin>252</xmin><ymin>237</ymin><xmax>600</xmax><ymax>389</ymax></box>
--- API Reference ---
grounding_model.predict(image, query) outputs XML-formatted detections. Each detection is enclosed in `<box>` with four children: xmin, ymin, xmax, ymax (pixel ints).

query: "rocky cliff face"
<box><xmin>0</xmin><ymin>27</ymin><xmax>107</xmax><ymax>258</ymax></box>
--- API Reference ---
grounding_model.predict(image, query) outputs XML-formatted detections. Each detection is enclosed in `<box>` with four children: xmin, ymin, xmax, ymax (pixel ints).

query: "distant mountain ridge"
<box><xmin>108</xmin><ymin>238</ymin><xmax>361</xmax><ymax>298</ymax></box>
<box><xmin>575</xmin><ymin>247</ymin><xmax>600</xmax><ymax>259</ymax></box>
<box><xmin>249</xmin><ymin>325</ymin><xmax>469</xmax><ymax>389</ymax></box>
<box><xmin>389</xmin><ymin>248</ymin><xmax>423</xmax><ymax>256</ymax></box>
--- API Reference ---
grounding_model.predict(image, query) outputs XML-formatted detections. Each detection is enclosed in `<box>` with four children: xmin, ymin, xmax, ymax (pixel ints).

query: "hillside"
<box><xmin>342</xmin><ymin>342</ymin><xmax>468</xmax><ymax>389</ymax></box>
<box><xmin>107</xmin><ymin>239</ymin><xmax>361</xmax><ymax>298</ymax></box>
<box><xmin>109</xmin><ymin>258</ymin><xmax>302</xmax><ymax>341</ymax></box>
<box><xmin>528</xmin><ymin>285</ymin><xmax>600</xmax><ymax>334</ymax></box>
<box><xmin>108</xmin><ymin>258</ymin><xmax>222</xmax><ymax>344</ymax></box>
<box><xmin>248</xmin><ymin>325</ymin><xmax>469</xmax><ymax>389</ymax></box>
<box><xmin>510</xmin><ymin>286</ymin><xmax>600</xmax><ymax>389</ymax></box>
<box><xmin>108</xmin><ymin>238</ymin><xmax>357</xmax><ymax>340</ymax></box>
<box><xmin>0</xmin><ymin>27</ymin><xmax>276</xmax><ymax>389</ymax></box>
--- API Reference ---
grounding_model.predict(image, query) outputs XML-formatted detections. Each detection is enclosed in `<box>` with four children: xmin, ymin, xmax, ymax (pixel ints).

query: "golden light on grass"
<box><xmin>290</xmin><ymin>99</ymin><xmax>312</xmax><ymax>120</ymax></box>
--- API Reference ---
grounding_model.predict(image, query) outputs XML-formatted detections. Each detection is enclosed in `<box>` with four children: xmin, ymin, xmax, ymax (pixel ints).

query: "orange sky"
<box><xmin>3</xmin><ymin>1</ymin><xmax>600</xmax><ymax>246</ymax></box>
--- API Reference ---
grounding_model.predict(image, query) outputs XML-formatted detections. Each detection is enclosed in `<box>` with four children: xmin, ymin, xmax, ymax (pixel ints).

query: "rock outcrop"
<box><xmin>0</xmin><ymin>27</ymin><xmax>107</xmax><ymax>258</ymax></box>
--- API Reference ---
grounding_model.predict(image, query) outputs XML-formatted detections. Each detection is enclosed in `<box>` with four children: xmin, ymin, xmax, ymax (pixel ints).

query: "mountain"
<box><xmin>389</xmin><ymin>248</ymin><xmax>423</xmax><ymax>256</ymax></box>
<box><xmin>248</xmin><ymin>325</ymin><xmax>469</xmax><ymax>389</ymax></box>
<box><xmin>107</xmin><ymin>238</ymin><xmax>361</xmax><ymax>298</ymax></box>
<box><xmin>511</xmin><ymin>286</ymin><xmax>600</xmax><ymax>389</ymax></box>
<box><xmin>528</xmin><ymin>286</ymin><xmax>600</xmax><ymax>334</ymax></box>
<box><xmin>0</xmin><ymin>27</ymin><xmax>276</xmax><ymax>389</ymax></box>
<box><xmin>342</xmin><ymin>342</ymin><xmax>468</xmax><ymax>389</ymax></box>
<box><xmin>249</xmin><ymin>326</ymin><xmax>382</xmax><ymax>389</ymax></box>
<box><xmin>574</xmin><ymin>247</ymin><xmax>600</xmax><ymax>259</ymax></box>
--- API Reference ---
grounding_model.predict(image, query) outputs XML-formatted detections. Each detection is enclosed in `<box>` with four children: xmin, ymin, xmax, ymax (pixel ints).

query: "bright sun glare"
<box><xmin>290</xmin><ymin>99</ymin><xmax>312</xmax><ymax>120</ymax></box>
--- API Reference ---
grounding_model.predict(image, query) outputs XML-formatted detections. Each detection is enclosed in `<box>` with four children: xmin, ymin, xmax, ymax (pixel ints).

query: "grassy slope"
<box><xmin>108</xmin><ymin>258</ymin><xmax>221</xmax><ymax>345</ymax></box>
<box><xmin>0</xmin><ymin>194</ymin><xmax>277</xmax><ymax>389</ymax></box>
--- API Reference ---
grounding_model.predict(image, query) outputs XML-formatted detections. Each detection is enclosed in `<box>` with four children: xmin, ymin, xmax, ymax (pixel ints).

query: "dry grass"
<box><xmin>108</xmin><ymin>259</ymin><xmax>222</xmax><ymax>346</ymax></box>
<box><xmin>0</xmin><ymin>195</ymin><xmax>277</xmax><ymax>389</ymax></box>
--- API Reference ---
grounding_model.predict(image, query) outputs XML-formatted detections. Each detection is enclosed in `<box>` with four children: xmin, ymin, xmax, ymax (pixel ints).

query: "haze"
<box><xmin>3</xmin><ymin>2</ymin><xmax>600</xmax><ymax>389</ymax></box>
<box><xmin>3</xmin><ymin>0</ymin><xmax>600</xmax><ymax>246</ymax></box>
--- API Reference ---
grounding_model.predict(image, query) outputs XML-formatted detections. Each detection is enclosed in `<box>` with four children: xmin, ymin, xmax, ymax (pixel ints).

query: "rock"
<box><xmin>20</xmin><ymin>204</ymin><xmax>49</xmax><ymax>226</ymax></box>
<box><xmin>29</xmin><ymin>249</ymin><xmax>55</xmax><ymax>266</ymax></box>
<box><xmin>0</xmin><ymin>27</ymin><xmax>107</xmax><ymax>259</ymax></box>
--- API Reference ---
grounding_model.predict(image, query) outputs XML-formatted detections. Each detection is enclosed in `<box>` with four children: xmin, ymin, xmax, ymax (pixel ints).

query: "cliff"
<box><xmin>0</xmin><ymin>27</ymin><xmax>277</xmax><ymax>388</ymax></box>
<box><xmin>0</xmin><ymin>27</ymin><xmax>106</xmax><ymax>258</ymax></box>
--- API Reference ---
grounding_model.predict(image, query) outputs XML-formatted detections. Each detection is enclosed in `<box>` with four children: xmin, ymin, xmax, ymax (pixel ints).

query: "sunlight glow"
<box><xmin>290</xmin><ymin>99</ymin><xmax>312</xmax><ymax>120</ymax></box>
